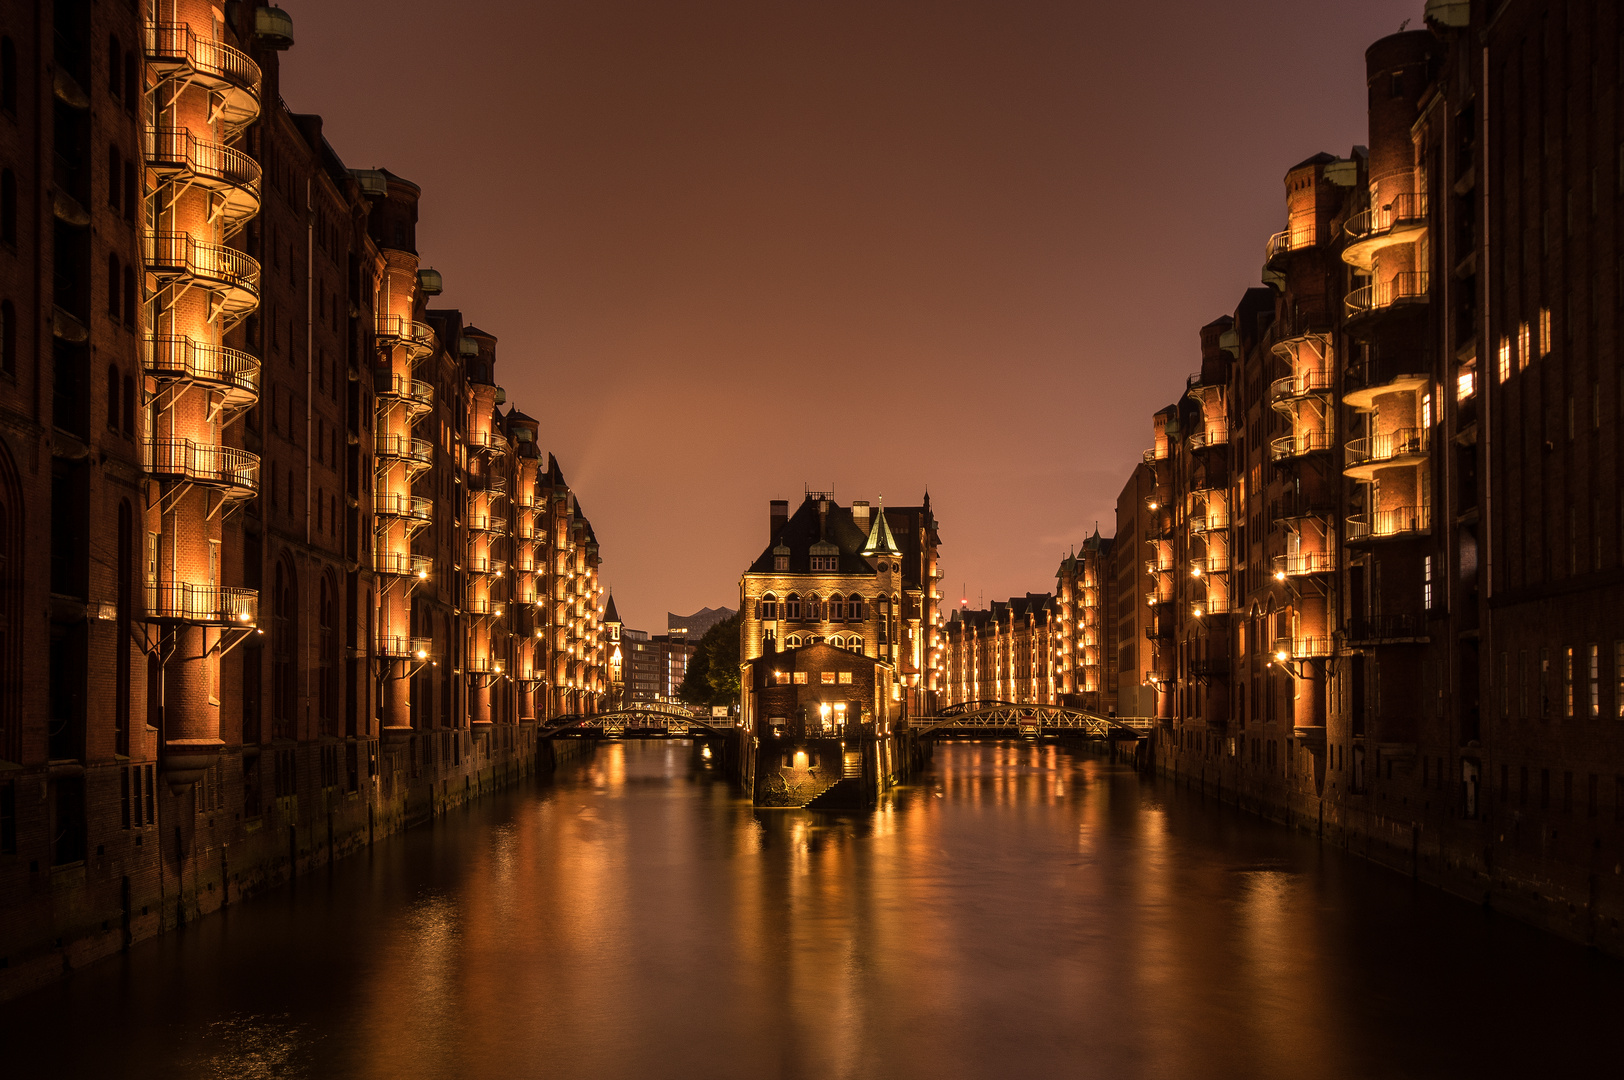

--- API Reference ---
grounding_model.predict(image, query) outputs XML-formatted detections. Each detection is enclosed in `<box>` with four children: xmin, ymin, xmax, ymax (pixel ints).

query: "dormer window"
<box><xmin>772</xmin><ymin>542</ymin><xmax>790</xmax><ymax>572</ymax></box>
<box><xmin>810</xmin><ymin>555</ymin><xmax>837</xmax><ymax>571</ymax></box>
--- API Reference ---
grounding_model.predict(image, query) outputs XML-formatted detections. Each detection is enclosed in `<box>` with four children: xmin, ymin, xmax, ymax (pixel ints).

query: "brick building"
<box><xmin>0</xmin><ymin>1</ymin><xmax>605</xmax><ymax>999</ymax></box>
<box><xmin>1130</xmin><ymin>0</ymin><xmax>1624</xmax><ymax>954</ymax></box>
<box><xmin>1054</xmin><ymin>528</ymin><xmax>1117</xmax><ymax>713</ymax></box>
<box><xmin>738</xmin><ymin>491</ymin><xmax>943</xmax><ymax>717</ymax></box>
<box><xmin>941</xmin><ymin>594</ymin><xmax>1059</xmax><ymax>706</ymax></box>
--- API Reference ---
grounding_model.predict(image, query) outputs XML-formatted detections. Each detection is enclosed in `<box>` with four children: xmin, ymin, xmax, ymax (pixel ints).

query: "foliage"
<box><xmin>677</xmin><ymin>612</ymin><xmax>742</xmax><ymax>708</ymax></box>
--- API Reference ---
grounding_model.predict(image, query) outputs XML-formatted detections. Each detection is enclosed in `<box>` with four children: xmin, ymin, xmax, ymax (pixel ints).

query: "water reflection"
<box><xmin>4</xmin><ymin>741</ymin><xmax>1621</xmax><ymax>1080</ymax></box>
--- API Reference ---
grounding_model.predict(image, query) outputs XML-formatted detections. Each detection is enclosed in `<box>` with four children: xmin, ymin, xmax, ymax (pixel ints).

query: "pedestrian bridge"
<box><xmin>912</xmin><ymin>701</ymin><xmax>1154</xmax><ymax>740</ymax></box>
<box><xmin>540</xmin><ymin>702</ymin><xmax>735</xmax><ymax>739</ymax></box>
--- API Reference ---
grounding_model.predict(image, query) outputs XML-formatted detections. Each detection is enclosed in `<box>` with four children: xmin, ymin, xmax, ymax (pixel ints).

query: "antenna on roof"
<box><xmin>1398</xmin><ymin>18</ymin><xmax>1409</xmax><ymax>30</ymax></box>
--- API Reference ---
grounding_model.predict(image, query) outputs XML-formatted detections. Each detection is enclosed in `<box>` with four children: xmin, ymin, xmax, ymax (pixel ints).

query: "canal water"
<box><xmin>5</xmin><ymin>741</ymin><xmax>1620</xmax><ymax>1079</ymax></box>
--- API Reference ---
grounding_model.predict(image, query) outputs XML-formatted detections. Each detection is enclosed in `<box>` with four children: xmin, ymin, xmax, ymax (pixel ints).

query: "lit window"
<box><xmin>772</xmin><ymin>671</ymin><xmax>789</xmax><ymax>685</ymax></box>
<box><xmin>821</xmin><ymin>671</ymin><xmax>836</xmax><ymax>684</ymax></box>
<box><xmin>1518</xmin><ymin>322</ymin><xmax>1531</xmax><ymax>371</ymax></box>
<box><xmin>793</xmin><ymin>671</ymin><xmax>809</xmax><ymax>685</ymax></box>
<box><xmin>838</xmin><ymin>671</ymin><xmax>854</xmax><ymax>685</ymax></box>
<box><xmin>1538</xmin><ymin>308</ymin><xmax>1551</xmax><ymax>356</ymax></box>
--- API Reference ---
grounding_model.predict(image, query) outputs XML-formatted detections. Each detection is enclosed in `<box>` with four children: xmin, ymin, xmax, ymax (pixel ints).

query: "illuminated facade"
<box><xmin>941</xmin><ymin>595</ymin><xmax>1058</xmax><ymax>706</ymax></box>
<box><xmin>739</xmin><ymin>492</ymin><xmax>942</xmax><ymax>717</ymax></box>
<box><xmin>1054</xmin><ymin>529</ymin><xmax>1117</xmax><ymax>713</ymax></box>
<box><xmin>0</xmin><ymin>1</ymin><xmax>603</xmax><ymax>999</ymax></box>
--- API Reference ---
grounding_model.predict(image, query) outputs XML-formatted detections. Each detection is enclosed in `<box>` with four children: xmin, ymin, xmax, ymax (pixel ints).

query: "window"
<box><xmin>1</xmin><ymin>169</ymin><xmax>15</xmax><ymax>245</ymax></box>
<box><xmin>1589</xmin><ymin>644</ymin><xmax>1599</xmax><ymax>718</ymax></box>
<box><xmin>760</xmin><ymin>594</ymin><xmax>777</xmax><ymax>621</ymax></box>
<box><xmin>786</xmin><ymin>594</ymin><xmax>801</xmax><ymax>621</ymax></box>
<box><xmin>828</xmin><ymin>593</ymin><xmax>843</xmax><ymax>620</ymax></box>
<box><xmin>810</xmin><ymin>555</ymin><xmax>837</xmax><ymax>571</ymax></box>
<box><xmin>792</xmin><ymin>671</ymin><xmax>808</xmax><ymax>685</ymax></box>
<box><xmin>1616</xmin><ymin>642</ymin><xmax>1624</xmax><ymax>719</ymax></box>
<box><xmin>106</xmin><ymin>365</ymin><xmax>120</xmax><ymax>430</ymax></box>
<box><xmin>838</xmin><ymin>671</ymin><xmax>853</xmax><ymax>685</ymax></box>
<box><xmin>785</xmin><ymin>635</ymin><xmax>801</xmax><ymax>648</ymax></box>
<box><xmin>1564</xmin><ymin>646</ymin><xmax>1574</xmax><ymax>717</ymax></box>
<box><xmin>821</xmin><ymin>671</ymin><xmax>836</xmax><ymax>684</ymax></box>
<box><xmin>772</xmin><ymin>670</ymin><xmax>789</xmax><ymax>685</ymax></box>
<box><xmin>1423</xmin><ymin>556</ymin><xmax>1433</xmax><ymax>609</ymax></box>
<box><xmin>849</xmin><ymin>595</ymin><xmax>864</xmax><ymax>620</ymax></box>
<box><xmin>1539</xmin><ymin>308</ymin><xmax>1551</xmax><ymax>356</ymax></box>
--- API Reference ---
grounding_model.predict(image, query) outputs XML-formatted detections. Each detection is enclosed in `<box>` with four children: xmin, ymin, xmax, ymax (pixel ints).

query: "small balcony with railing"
<box><xmin>1189</xmin><ymin>551</ymin><xmax>1229</xmax><ymax>577</ymax></box>
<box><xmin>145</xmin><ymin>127</ymin><xmax>261</xmax><ymax>234</ymax></box>
<box><xmin>467</xmin><ymin>556</ymin><xmax>507</xmax><ymax>577</ymax></box>
<box><xmin>468</xmin><ymin>513</ymin><xmax>509</xmax><ymax>536</ymax></box>
<box><xmin>145</xmin><ymin>582</ymin><xmax>258</xmax><ymax>626</ymax></box>
<box><xmin>144</xmin><ymin>232</ymin><xmax>260</xmax><ymax>325</ymax></box>
<box><xmin>1269</xmin><ymin>430</ymin><xmax>1334</xmax><ymax>462</ymax></box>
<box><xmin>375</xmin><ymin>492</ymin><xmax>432</xmax><ymax>528</ymax></box>
<box><xmin>374</xmin><ymin>433</ymin><xmax>434</xmax><ymax>471</ymax></box>
<box><xmin>1264</xmin><ymin>221</ymin><xmax>1322</xmax><ymax>268</ymax></box>
<box><xmin>467</xmin><ymin>428</ymin><xmax>508</xmax><ymax>455</ymax></box>
<box><xmin>1186</xmin><ymin>422</ymin><xmax>1230</xmax><ymax>453</ymax></box>
<box><xmin>1344</xmin><ymin>426</ymin><xmax>1430</xmax><ymax>480</ymax></box>
<box><xmin>145</xmin><ymin>437</ymin><xmax>259</xmax><ymax>499</ymax></box>
<box><xmin>377</xmin><ymin>635</ymin><xmax>433</xmax><ymax>661</ymax></box>
<box><xmin>1189</xmin><ymin>506</ymin><xmax>1229</xmax><ymax>535</ymax></box>
<box><xmin>1274</xmin><ymin>636</ymin><xmax>1334</xmax><ymax>661</ymax></box>
<box><xmin>1269</xmin><ymin>369</ymin><xmax>1332</xmax><ymax>408</ymax></box>
<box><xmin>466</xmin><ymin>596</ymin><xmax>506</xmax><ymax>619</ymax></box>
<box><xmin>1272</xmin><ymin>550</ymin><xmax>1335</xmax><ymax>578</ymax></box>
<box><xmin>1342</xmin><ymin>190</ymin><xmax>1428</xmax><ymax>270</ymax></box>
<box><xmin>375</xmin><ymin>315</ymin><xmax>436</xmax><ymax>360</ymax></box>
<box><xmin>1345</xmin><ymin>271</ymin><xmax>1430</xmax><ymax>320</ymax></box>
<box><xmin>374</xmin><ymin>551</ymin><xmax>432</xmax><ymax>579</ymax></box>
<box><xmin>145</xmin><ymin>336</ymin><xmax>258</xmax><ymax>411</ymax></box>
<box><xmin>1345</xmin><ymin>504</ymin><xmax>1431</xmax><ymax>543</ymax></box>
<box><xmin>374</xmin><ymin>371</ymin><xmax>434</xmax><ymax>417</ymax></box>
<box><xmin>1345</xmin><ymin>612</ymin><xmax>1428</xmax><ymax>645</ymax></box>
<box><xmin>144</xmin><ymin>22</ymin><xmax>261</xmax><ymax>131</ymax></box>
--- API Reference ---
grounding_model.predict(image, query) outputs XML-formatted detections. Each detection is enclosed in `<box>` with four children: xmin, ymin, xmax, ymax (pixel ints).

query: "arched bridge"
<box><xmin>912</xmin><ymin>703</ymin><xmax>1154</xmax><ymax>740</ymax></box>
<box><xmin>539</xmin><ymin>702</ymin><xmax>736</xmax><ymax>739</ymax></box>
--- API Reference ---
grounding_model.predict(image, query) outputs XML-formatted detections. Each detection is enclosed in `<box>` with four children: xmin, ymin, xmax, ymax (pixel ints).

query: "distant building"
<box><xmin>668</xmin><ymin>606</ymin><xmax>735</xmax><ymax>641</ymax></box>
<box><xmin>942</xmin><ymin>595</ymin><xmax>1058</xmax><ymax>706</ymax></box>
<box><xmin>739</xmin><ymin>491</ymin><xmax>943</xmax><ymax>717</ymax></box>
<box><xmin>1055</xmin><ymin>528</ymin><xmax>1118</xmax><ymax>714</ymax></box>
<box><xmin>604</xmin><ymin>596</ymin><xmax>700</xmax><ymax>705</ymax></box>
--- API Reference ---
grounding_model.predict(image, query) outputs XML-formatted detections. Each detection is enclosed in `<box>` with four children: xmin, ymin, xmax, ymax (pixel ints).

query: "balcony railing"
<box><xmin>145</xmin><ymin>336</ymin><xmax>258</xmax><ymax>408</ymax></box>
<box><xmin>1346</xmin><ymin>504</ymin><xmax>1431</xmax><ymax>542</ymax></box>
<box><xmin>1189</xmin><ymin>511</ymin><xmax>1229</xmax><ymax>534</ymax></box>
<box><xmin>374</xmin><ymin>551</ymin><xmax>432</xmax><ymax>578</ymax></box>
<box><xmin>1145</xmin><ymin>559</ymin><xmax>1174</xmax><ymax>575</ymax></box>
<box><xmin>145</xmin><ymin>23</ymin><xmax>261</xmax><ymax>127</ymax></box>
<box><xmin>1345</xmin><ymin>271</ymin><xmax>1430</xmax><ymax>316</ymax></box>
<box><xmin>467</xmin><ymin>557</ymin><xmax>507</xmax><ymax>576</ymax></box>
<box><xmin>1276</xmin><ymin>636</ymin><xmax>1334</xmax><ymax>659</ymax></box>
<box><xmin>1269</xmin><ymin>370</ymin><xmax>1332</xmax><ymax>402</ymax></box>
<box><xmin>374</xmin><ymin>371</ymin><xmax>434</xmax><ymax>412</ymax></box>
<box><xmin>1265</xmin><ymin>222</ymin><xmax>1321</xmax><ymax>262</ymax></box>
<box><xmin>1187</xmin><ymin>425</ymin><xmax>1230</xmax><ymax>452</ymax></box>
<box><xmin>144</xmin><ymin>232</ymin><xmax>260</xmax><ymax>319</ymax></box>
<box><xmin>466</xmin><ymin>598</ymin><xmax>505</xmax><ymax>617</ymax></box>
<box><xmin>145</xmin><ymin>437</ymin><xmax>259</xmax><ymax>497</ymax></box>
<box><xmin>468</xmin><ymin>514</ymin><xmax>509</xmax><ymax>535</ymax></box>
<box><xmin>375</xmin><ymin>433</ymin><xmax>434</xmax><ymax>466</ymax></box>
<box><xmin>1142</xmin><ymin>446</ymin><xmax>1167</xmax><ymax>464</ymax></box>
<box><xmin>1190</xmin><ymin>553</ymin><xmax>1229</xmax><ymax>575</ymax></box>
<box><xmin>145</xmin><ymin>127</ymin><xmax>260</xmax><ymax>224</ymax></box>
<box><xmin>1274</xmin><ymin>551</ymin><xmax>1336</xmax><ymax>577</ymax></box>
<box><xmin>375</xmin><ymin>315</ymin><xmax>436</xmax><ymax>357</ymax></box>
<box><xmin>1345</xmin><ymin>427</ymin><xmax>1431</xmax><ymax>469</ymax></box>
<box><xmin>1269</xmin><ymin>430</ymin><xmax>1335</xmax><ymax>462</ymax></box>
<box><xmin>1343</xmin><ymin>191</ymin><xmax>1428</xmax><ymax>244</ymax></box>
<box><xmin>374</xmin><ymin>492</ymin><xmax>432</xmax><ymax>523</ymax></box>
<box><xmin>146</xmin><ymin>582</ymin><xmax>258</xmax><ymax>625</ymax></box>
<box><xmin>378</xmin><ymin>635</ymin><xmax>433</xmax><ymax>660</ymax></box>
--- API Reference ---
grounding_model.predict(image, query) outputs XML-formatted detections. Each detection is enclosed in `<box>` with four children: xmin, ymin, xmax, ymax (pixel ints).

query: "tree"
<box><xmin>677</xmin><ymin>612</ymin><xmax>741</xmax><ymax>708</ymax></box>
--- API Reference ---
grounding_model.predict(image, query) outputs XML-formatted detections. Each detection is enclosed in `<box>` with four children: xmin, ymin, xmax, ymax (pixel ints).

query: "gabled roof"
<box><xmin>745</xmin><ymin>495</ymin><xmax>874</xmax><ymax>575</ymax></box>
<box><xmin>603</xmin><ymin>593</ymin><xmax>620</xmax><ymax>624</ymax></box>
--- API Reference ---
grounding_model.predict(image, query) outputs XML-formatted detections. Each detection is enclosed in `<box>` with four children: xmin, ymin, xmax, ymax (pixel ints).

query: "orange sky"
<box><xmin>283</xmin><ymin>0</ymin><xmax>1419</xmax><ymax>632</ymax></box>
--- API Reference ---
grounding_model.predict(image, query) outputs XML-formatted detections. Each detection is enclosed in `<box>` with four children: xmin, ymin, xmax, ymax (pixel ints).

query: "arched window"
<box><xmin>105</xmin><ymin>365</ymin><xmax>120</xmax><ymax>431</ymax></box>
<box><xmin>848</xmin><ymin>594</ymin><xmax>865</xmax><ymax>621</ymax></box>
<box><xmin>121</xmin><ymin>373</ymin><xmax>135</xmax><ymax>436</ymax></box>
<box><xmin>106</xmin><ymin>253</ymin><xmax>120</xmax><ymax>319</ymax></box>
<box><xmin>0</xmin><ymin>37</ymin><xmax>15</xmax><ymax>114</ymax></box>
<box><xmin>107</xmin><ymin>145</ymin><xmax>121</xmax><ymax>210</ymax></box>
<box><xmin>760</xmin><ymin>593</ymin><xmax>777</xmax><ymax>621</ymax></box>
<box><xmin>785</xmin><ymin>593</ymin><xmax>800</xmax><ymax>621</ymax></box>
<box><xmin>805</xmin><ymin>594</ymin><xmax>820</xmax><ymax>622</ymax></box>
<box><xmin>2</xmin><ymin>169</ymin><xmax>17</xmax><ymax>245</ymax></box>
<box><xmin>828</xmin><ymin>593</ymin><xmax>843</xmax><ymax>621</ymax></box>
<box><xmin>1</xmin><ymin>300</ymin><xmax>14</xmax><ymax>375</ymax></box>
<box><xmin>785</xmin><ymin>635</ymin><xmax>802</xmax><ymax>649</ymax></box>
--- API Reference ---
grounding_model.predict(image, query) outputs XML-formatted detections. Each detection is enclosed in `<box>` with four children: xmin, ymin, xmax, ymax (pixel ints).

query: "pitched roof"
<box><xmin>603</xmin><ymin>593</ymin><xmax>620</xmax><ymax>624</ymax></box>
<box><xmin>744</xmin><ymin>495</ymin><xmax>875</xmax><ymax>575</ymax></box>
<box><xmin>861</xmin><ymin>501</ymin><xmax>902</xmax><ymax>557</ymax></box>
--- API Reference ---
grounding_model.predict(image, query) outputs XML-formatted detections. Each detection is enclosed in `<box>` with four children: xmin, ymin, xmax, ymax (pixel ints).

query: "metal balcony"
<box><xmin>467</xmin><ymin>429</ymin><xmax>507</xmax><ymax>454</ymax></box>
<box><xmin>467</xmin><ymin>557</ymin><xmax>507</xmax><ymax>576</ymax></box>
<box><xmin>144</xmin><ymin>232</ymin><xmax>260</xmax><ymax>326</ymax></box>
<box><xmin>1187</xmin><ymin>425</ymin><xmax>1230</xmax><ymax>452</ymax></box>
<box><xmin>144</xmin><ymin>127</ymin><xmax>260</xmax><ymax>233</ymax></box>
<box><xmin>466</xmin><ymin>598</ymin><xmax>505</xmax><ymax>618</ymax></box>
<box><xmin>1346</xmin><ymin>505</ymin><xmax>1431</xmax><ymax>543</ymax></box>
<box><xmin>1345</xmin><ymin>613</ymin><xmax>1428</xmax><ymax>645</ymax></box>
<box><xmin>469</xmin><ymin>514</ymin><xmax>509</xmax><ymax>535</ymax></box>
<box><xmin>374</xmin><ymin>551</ymin><xmax>432</xmax><ymax>578</ymax></box>
<box><xmin>375</xmin><ymin>315</ymin><xmax>436</xmax><ymax>359</ymax></box>
<box><xmin>145</xmin><ymin>582</ymin><xmax>258</xmax><ymax>626</ymax></box>
<box><xmin>375</xmin><ymin>492</ymin><xmax>432</xmax><ymax>525</ymax></box>
<box><xmin>375</xmin><ymin>371</ymin><xmax>433</xmax><ymax>415</ymax></box>
<box><xmin>375</xmin><ymin>434</ymin><xmax>434</xmax><ymax>468</ymax></box>
<box><xmin>144</xmin><ymin>437</ymin><xmax>259</xmax><ymax>499</ymax></box>
<box><xmin>145</xmin><ymin>336</ymin><xmax>258</xmax><ymax>411</ymax></box>
<box><xmin>1189</xmin><ymin>511</ymin><xmax>1229</xmax><ymax>535</ymax></box>
<box><xmin>1273</xmin><ymin>551</ymin><xmax>1335</xmax><ymax>577</ymax></box>
<box><xmin>1269</xmin><ymin>369</ymin><xmax>1332</xmax><ymax>405</ymax></box>
<box><xmin>1345</xmin><ymin>271</ymin><xmax>1430</xmax><ymax>318</ymax></box>
<box><xmin>1190</xmin><ymin>553</ymin><xmax>1229</xmax><ymax>575</ymax></box>
<box><xmin>144</xmin><ymin>22</ymin><xmax>261</xmax><ymax>131</ymax></box>
<box><xmin>1264</xmin><ymin>222</ymin><xmax>1321</xmax><ymax>265</ymax></box>
<box><xmin>378</xmin><ymin>635</ymin><xmax>433</xmax><ymax>660</ymax></box>
<box><xmin>1342</xmin><ymin>191</ymin><xmax>1428</xmax><ymax>270</ymax></box>
<box><xmin>1269</xmin><ymin>430</ymin><xmax>1334</xmax><ymax>462</ymax></box>
<box><xmin>1344</xmin><ymin>427</ymin><xmax>1431</xmax><ymax>479</ymax></box>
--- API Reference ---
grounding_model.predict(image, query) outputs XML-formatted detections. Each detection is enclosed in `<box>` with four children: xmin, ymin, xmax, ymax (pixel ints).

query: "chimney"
<box><xmin>770</xmin><ymin>500</ymin><xmax>788</xmax><ymax>539</ymax></box>
<box><xmin>851</xmin><ymin>501</ymin><xmax>871</xmax><ymax>532</ymax></box>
